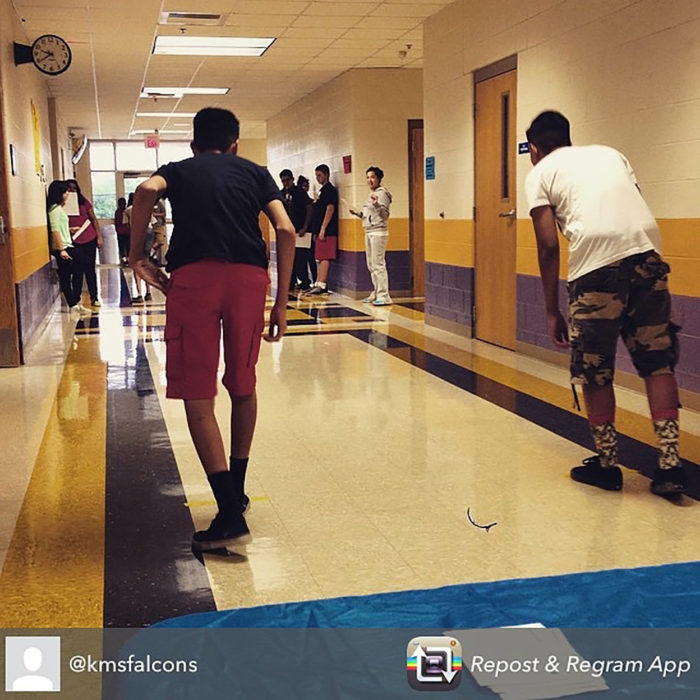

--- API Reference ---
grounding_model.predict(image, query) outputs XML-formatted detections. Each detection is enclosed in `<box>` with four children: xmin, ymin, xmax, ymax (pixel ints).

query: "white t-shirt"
<box><xmin>525</xmin><ymin>145</ymin><xmax>661</xmax><ymax>281</ymax></box>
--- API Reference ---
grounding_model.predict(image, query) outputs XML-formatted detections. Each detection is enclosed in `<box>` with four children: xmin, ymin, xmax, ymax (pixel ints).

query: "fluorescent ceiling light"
<box><xmin>153</xmin><ymin>35</ymin><xmax>274</xmax><ymax>56</ymax></box>
<box><xmin>140</xmin><ymin>86</ymin><xmax>230</xmax><ymax>98</ymax></box>
<box><xmin>129</xmin><ymin>129</ymin><xmax>191</xmax><ymax>136</ymax></box>
<box><xmin>136</xmin><ymin>112</ymin><xmax>197</xmax><ymax>117</ymax></box>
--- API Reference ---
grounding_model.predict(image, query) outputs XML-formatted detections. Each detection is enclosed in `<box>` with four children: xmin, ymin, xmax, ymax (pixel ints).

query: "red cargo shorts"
<box><xmin>164</xmin><ymin>259</ymin><xmax>269</xmax><ymax>400</ymax></box>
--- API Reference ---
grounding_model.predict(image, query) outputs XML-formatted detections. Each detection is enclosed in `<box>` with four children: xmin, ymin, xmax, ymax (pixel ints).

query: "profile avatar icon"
<box><xmin>12</xmin><ymin>647</ymin><xmax>55</xmax><ymax>691</ymax></box>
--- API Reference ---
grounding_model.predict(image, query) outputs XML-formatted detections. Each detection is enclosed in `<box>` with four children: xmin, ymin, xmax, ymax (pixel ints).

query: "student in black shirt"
<box><xmin>279</xmin><ymin>168</ymin><xmax>313</xmax><ymax>291</ymax></box>
<box><xmin>305</xmin><ymin>164</ymin><xmax>338</xmax><ymax>295</ymax></box>
<box><xmin>129</xmin><ymin>108</ymin><xmax>295</xmax><ymax>550</ymax></box>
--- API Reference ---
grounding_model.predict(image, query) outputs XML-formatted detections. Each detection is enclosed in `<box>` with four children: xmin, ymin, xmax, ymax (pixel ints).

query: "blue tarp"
<box><xmin>154</xmin><ymin>560</ymin><xmax>700</xmax><ymax>629</ymax></box>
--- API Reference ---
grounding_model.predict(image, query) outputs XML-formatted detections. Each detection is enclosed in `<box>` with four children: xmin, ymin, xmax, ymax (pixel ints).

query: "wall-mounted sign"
<box><xmin>144</xmin><ymin>133</ymin><xmax>160</xmax><ymax>149</ymax></box>
<box><xmin>342</xmin><ymin>155</ymin><xmax>352</xmax><ymax>174</ymax></box>
<box><xmin>518</xmin><ymin>142</ymin><xmax>530</xmax><ymax>154</ymax></box>
<box><xmin>425</xmin><ymin>156</ymin><xmax>435</xmax><ymax>180</ymax></box>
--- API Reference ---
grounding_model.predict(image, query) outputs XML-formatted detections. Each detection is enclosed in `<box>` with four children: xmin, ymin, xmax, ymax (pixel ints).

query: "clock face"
<box><xmin>31</xmin><ymin>34</ymin><xmax>71</xmax><ymax>76</ymax></box>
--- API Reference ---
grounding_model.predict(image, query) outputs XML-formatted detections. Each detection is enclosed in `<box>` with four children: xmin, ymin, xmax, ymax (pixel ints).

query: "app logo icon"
<box><xmin>407</xmin><ymin>636</ymin><xmax>462</xmax><ymax>691</ymax></box>
<box><xmin>5</xmin><ymin>636</ymin><xmax>61</xmax><ymax>692</ymax></box>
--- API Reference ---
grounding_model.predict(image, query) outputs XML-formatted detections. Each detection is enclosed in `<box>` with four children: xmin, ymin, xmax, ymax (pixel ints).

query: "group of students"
<box><xmin>47</xmin><ymin>105</ymin><xmax>687</xmax><ymax>553</ymax></box>
<box><xmin>279</xmin><ymin>163</ymin><xmax>394</xmax><ymax>305</ymax></box>
<box><xmin>46</xmin><ymin>178</ymin><xmax>103</xmax><ymax>313</ymax></box>
<box><xmin>115</xmin><ymin>194</ymin><xmax>168</xmax><ymax>302</ymax></box>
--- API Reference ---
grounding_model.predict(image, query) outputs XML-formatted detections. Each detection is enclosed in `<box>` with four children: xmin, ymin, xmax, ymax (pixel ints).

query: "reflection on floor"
<box><xmin>0</xmin><ymin>267</ymin><xmax>698</xmax><ymax>628</ymax></box>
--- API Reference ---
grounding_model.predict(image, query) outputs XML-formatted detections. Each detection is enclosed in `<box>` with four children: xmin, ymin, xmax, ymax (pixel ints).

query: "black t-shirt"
<box><xmin>156</xmin><ymin>153</ymin><xmax>280</xmax><ymax>272</ymax></box>
<box><xmin>280</xmin><ymin>185</ymin><xmax>312</xmax><ymax>232</ymax></box>
<box><xmin>311</xmin><ymin>182</ymin><xmax>339</xmax><ymax>236</ymax></box>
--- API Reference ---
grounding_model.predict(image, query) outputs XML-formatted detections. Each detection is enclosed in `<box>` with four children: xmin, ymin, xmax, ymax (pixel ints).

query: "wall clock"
<box><xmin>31</xmin><ymin>35</ymin><xmax>72</xmax><ymax>75</ymax></box>
<box><xmin>14</xmin><ymin>35</ymin><xmax>72</xmax><ymax>76</ymax></box>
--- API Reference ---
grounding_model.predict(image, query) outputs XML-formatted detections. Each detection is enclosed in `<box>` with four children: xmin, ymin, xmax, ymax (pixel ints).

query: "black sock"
<box><xmin>230</xmin><ymin>457</ymin><xmax>249</xmax><ymax>499</ymax></box>
<box><xmin>207</xmin><ymin>471</ymin><xmax>239</xmax><ymax>517</ymax></box>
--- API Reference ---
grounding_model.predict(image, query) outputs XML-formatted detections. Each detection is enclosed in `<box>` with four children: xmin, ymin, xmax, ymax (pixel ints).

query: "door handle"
<box><xmin>498</xmin><ymin>209</ymin><xmax>516</xmax><ymax>219</ymax></box>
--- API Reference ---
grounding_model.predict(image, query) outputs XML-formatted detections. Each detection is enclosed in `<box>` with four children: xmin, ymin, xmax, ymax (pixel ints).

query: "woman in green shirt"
<box><xmin>47</xmin><ymin>180</ymin><xmax>88</xmax><ymax>312</ymax></box>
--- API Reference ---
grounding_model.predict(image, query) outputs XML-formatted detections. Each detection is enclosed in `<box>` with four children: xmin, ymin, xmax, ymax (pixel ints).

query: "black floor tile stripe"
<box><xmin>347</xmin><ymin>329</ymin><xmax>700</xmax><ymax>500</ymax></box>
<box><xmin>104</xmin><ymin>339</ymin><xmax>217</xmax><ymax>627</ymax></box>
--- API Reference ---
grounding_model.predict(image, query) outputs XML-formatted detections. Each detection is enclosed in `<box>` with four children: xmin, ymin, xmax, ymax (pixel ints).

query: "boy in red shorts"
<box><xmin>526</xmin><ymin>110</ymin><xmax>686</xmax><ymax>497</ymax></box>
<box><xmin>305</xmin><ymin>164</ymin><xmax>339</xmax><ymax>295</ymax></box>
<box><xmin>129</xmin><ymin>108</ymin><xmax>295</xmax><ymax>548</ymax></box>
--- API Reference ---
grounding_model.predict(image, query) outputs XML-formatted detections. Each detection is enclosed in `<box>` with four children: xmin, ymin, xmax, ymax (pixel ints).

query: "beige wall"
<box><xmin>267</xmin><ymin>68</ymin><xmax>422</xmax><ymax>250</ymax></box>
<box><xmin>268</xmin><ymin>70</ymin><xmax>356</xmax><ymax>202</ymax></box>
<box><xmin>0</xmin><ymin>0</ymin><xmax>68</xmax><ymax>283</ymax></box>
<box><xmin>424</xmin><ymin>0</ymin><xmax>700</xmax><ymax>295</ymax></box>
<box><xmin>238</xmin><ymin>138</ymin><xmax>268</xmax><ymax>165</ymax></box>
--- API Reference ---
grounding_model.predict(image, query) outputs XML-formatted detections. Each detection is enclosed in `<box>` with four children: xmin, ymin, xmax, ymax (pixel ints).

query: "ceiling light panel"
<box><xmin>136</xmin><ymin>112</ymin><xmax>197</xmax><ymax>117</ymax></box>
<box><xmin>153</xmin><ymin>36</ymin><xmax>275</xmax><ymax>56</ymax></box>
<box><xmin>140</xmin><ymin>87</ymin><xmax>231</xmax><ymax>98</ymax></box>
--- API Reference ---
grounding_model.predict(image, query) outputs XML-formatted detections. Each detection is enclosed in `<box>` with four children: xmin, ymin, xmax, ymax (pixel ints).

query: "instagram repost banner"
<box><xmin>3</xmin><ymin>629</ymin><xmax>700</xmax><ymax>698</ymax></box>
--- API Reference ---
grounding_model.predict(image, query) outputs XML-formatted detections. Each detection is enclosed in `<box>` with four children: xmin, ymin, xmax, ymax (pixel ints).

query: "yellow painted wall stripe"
<box><xmin>12</xmin><ymin>226</ymin><xmax>50</xmax><ymax>283</ymax></box>
<box><xmin>517</xmin><ymin>218</ymin><xmax>699</xmax><ymax>298</ymax></box>
<box><xmin>425</xmin><ymin>219</ymin><xmax>474</xmax><ymax>267</ymax></box>
<box><xmin>0</xmin><ymin>340</ymin><xmax>106</xmax><ymax>627</ymax></box>
<box><xmin>338</xmin><ymin>217</ymin><xmax>410</xmax><ymax>252</ymax></box>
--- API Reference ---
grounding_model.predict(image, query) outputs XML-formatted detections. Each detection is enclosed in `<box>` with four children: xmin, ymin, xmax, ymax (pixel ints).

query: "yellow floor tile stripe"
<box><xmin>0</xmin><ymin>339</ymin><xmax>106</xmax><ymax>628</ymax></box>
<box><xmin>384</xmin><ymin>324</ymin><xmax>700</xmax><ymax>463</ymax></box>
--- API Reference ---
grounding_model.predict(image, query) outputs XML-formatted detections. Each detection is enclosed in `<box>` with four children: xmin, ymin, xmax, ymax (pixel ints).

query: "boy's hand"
<box><xmin>547</xmin><ymin>310</ymin><xmax>569</xmax><ymax>348</ymax></box>
<box><xmin>132</xmin><ymin>258</ymin><xmax>169</xmax><ymax>295</ymax></box>
<box><xmin>264</xmin><ymin>302</ymin><xmax>287</xmax><ymax>342</ymax></box>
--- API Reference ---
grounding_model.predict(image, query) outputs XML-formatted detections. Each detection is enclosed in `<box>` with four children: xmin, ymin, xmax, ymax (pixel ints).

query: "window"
<box><xmin>91</xmin><ymin>172</ymin><xmax>116</xmax><ymax>219</ymax></box>
<box><xmin>116</xmin><ymin>142</ymin><xmax>157</xmax><ymax>172</ymax></box>
<box><xmin>89</xmin><ymin>142</ymin><xmax>115</xmax><ymax>170</ymax></box>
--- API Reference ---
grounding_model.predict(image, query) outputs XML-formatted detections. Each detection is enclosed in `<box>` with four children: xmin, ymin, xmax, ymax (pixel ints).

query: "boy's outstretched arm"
<box><xmin>130</xmin><ymin>175</ymin><xmax>169</xmax><ymax>293</ymax></box>
<box><xmin>263</xmin><ymin>199</ymin><xmax>296</xmax><ymax>342</ymax></box>
<box><xmin>531</xmin><ymin>205</ymin><xmax>569</xmax><ymax>349</ymax></box>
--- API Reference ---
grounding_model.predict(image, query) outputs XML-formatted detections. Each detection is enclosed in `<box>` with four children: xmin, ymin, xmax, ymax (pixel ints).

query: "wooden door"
<box><xmin>0</xmin><ymin>91</ymin><xmax>20</xmax><ymax>365</ymax></box>
<box><xmin>474</xmin><ymin>69</ymin><xmax>517</xmax><ymax>349</ymax></box>
<box><xmin>408</xmin><ymin>120</ymin><xmax>425</xmax><ymax>297</ymax></box>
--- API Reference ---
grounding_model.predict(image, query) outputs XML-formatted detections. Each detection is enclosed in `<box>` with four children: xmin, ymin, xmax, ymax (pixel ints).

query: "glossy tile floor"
<box><xmin>1</xmin><ymin>265</ymin><xmax>699</xmax><ymax>628</ymax></box>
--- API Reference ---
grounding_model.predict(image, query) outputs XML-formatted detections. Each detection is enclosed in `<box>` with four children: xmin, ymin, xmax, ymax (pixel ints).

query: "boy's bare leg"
<box><xmin>317</xmin><ymin>260</ymin><xmax>329</xmax><ymax>284</ymax></box>
<box><xmin>582</xmin><ymin>383</ymin><xmax>615</xmax><ymax>418</ymax></box>
<box><xmin>645</xmin><ymin>373</ymin><xmax>679</xmax><ymax>415</ymax></box>
<box><xmin>184</xmin><ymin>399</ymin><xmax>227</xmax><ymax>475</ymax></box>
<box><xmin>582</xmin><ymin>383</ymin><xmax>618</xmax><ymax>472</ymax></box>
<box><xmin>230</xmin><ymin>392</ymin><xmax>257</xmax><ymax>459</ymax></box>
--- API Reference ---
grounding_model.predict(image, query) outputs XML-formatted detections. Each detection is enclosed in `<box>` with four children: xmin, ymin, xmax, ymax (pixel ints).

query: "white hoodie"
<box><xmin>360</xmin><ymin>186</ymin><xmax>392</xmax><ymax>234</ymax></box>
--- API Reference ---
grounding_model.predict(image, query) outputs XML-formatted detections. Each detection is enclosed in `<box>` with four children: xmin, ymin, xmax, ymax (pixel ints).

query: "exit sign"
<box><xmin>144</xmin><ymin>133</ymin><xmax>160</xmax><ymax>149</ymax></box>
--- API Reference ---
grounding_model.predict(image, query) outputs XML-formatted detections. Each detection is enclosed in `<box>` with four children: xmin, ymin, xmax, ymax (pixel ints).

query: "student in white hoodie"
<box><xmin>350</xmin><ymin>166</ymin><xmax>393</xmax><ymax>305</ymax></box>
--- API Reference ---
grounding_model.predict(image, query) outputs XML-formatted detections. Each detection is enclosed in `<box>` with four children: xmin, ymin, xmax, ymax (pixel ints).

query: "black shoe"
<box><xmin>650</xmin><ymin>466</ymin><xmax>687</xmax><ymax>496</ymax></box>
<box><xmin>571</xmin><ymin>456</ymin><xmax>622</xmax><ymax>491</ymax></box>
<box><xmin>192</xmin><ymin>512</ymin><xmax>251</xmax><ymax>550</ymax></box>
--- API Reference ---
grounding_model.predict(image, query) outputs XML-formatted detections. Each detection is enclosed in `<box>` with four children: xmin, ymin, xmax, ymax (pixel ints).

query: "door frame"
<box><xmin>407</xmin><ymin>118</ymin><xmax>425</xmax><ymax>297</ymax></box>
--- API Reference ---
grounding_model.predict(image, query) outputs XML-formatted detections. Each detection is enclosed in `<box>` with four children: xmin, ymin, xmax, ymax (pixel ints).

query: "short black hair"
<box><xmin>46</xmin><ymin>180</ymin><xmax>69</xmax><ymax>210</ymax></box>
<box><xmin>366</xmin><ymin>166</ymin><xmax>384</xmax><ymax>182</ymax></box>
<box><xmin>297</xmin><ymin>175</ymin><xmax>309</xmax><ymax>186</ymax></box>
<box><xmin>193</xmin><ymin>108</ymin><xmax>240</xmax><ymax>152</ymax></box>
<box><xmin>315</xmin><ymin>163</ymin><xmax>330</xmax><ymax>176</ymax></box>
<box><xmin>279</xmin><ymin>169</ymin><xmax>293</xmax><ymax>179</ymax></box>
<box><xmin>526</xmin><ymin>111</ymin><xmax>571</xmax><ymax>154</ymax></box>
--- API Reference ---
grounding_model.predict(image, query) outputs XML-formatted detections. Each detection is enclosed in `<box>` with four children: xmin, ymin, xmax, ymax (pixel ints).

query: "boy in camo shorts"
<box><xmin>525</xmin><ymin>111</ymin><xmax>686</xmax><ymax>496</ymax></box>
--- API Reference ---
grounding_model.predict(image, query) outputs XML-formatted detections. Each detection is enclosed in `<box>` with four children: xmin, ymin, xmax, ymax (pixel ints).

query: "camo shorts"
<box><xmin>568</xmin><ymin>250</ymin><xmax>680</xmax><ymax>386</ymax></box>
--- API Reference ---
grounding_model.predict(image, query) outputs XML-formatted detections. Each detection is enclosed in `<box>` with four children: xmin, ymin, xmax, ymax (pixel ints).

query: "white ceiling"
<box><xmin>11</xmin><ymin>0</ymin><xmax>454</xmax><ymax>140</ymax></box>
